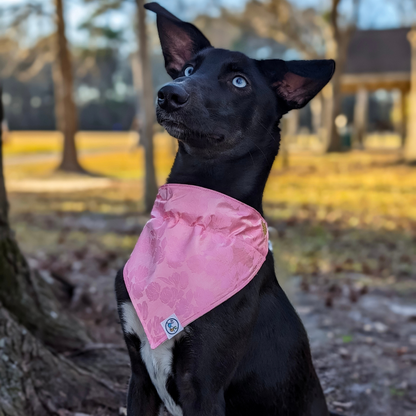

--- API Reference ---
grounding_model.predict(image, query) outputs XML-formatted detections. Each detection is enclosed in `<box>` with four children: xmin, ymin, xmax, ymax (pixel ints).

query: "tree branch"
<box><xmin>16</xmin><ymin>51</ymin><xmax>55</xmax><ymax>82</ymax></box>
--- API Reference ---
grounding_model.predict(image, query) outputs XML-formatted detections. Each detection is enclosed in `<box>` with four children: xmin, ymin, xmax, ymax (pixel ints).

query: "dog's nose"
<box><xmin>157</xmin><ymin>84</ymin><xmax>189</xmax><ymax>112</ymax></box>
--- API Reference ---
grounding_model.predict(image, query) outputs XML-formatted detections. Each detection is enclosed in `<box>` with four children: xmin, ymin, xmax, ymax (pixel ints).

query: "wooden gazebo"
<box><xmin>342</xmin><ymin>27</ymin><xmax>412</xmax><ymax>147</ymax></box>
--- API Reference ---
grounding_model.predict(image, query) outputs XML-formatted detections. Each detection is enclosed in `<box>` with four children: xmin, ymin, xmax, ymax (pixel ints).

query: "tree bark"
<box><xmin>0</xmin><ymin>304</ymin><xmax>125</xmax><ymax>416</ymax></box>
<box><xmin>323</xmin><ymin>0</ymin><xmax>358</xmax><ymax>153</ymax></box>
<box><xmin>0</xmin><ymin>88</ymin><xmax>8</xmax><ymax>230</ymax></box>
<box><xmin>0</xmin><ymin>86</ymin><xmax>90</xmax><ymax>353</ymax></box>
<box><xmin>0</xmin><ymin>232</ymin><xmax>93</xmax><ymax>352</ymax></box>
<box><xmin>52</xmin><ymin>59</ymin><xmax>66</xmax><ymax>135</ymax></box>
<box><xmin>54</xmin><ymin>0</ymin><xmax>84</xmax><ymax>173</ymax></box>
<box><xmin>325</xmin><ymin>35</ymin><xmax>351</xmax><ymax>152</ymax></box>
<box><xmin>0</xmin><ymin>89</ymin><xmax>126</xmax><ymax>416</ymax></box>
<box><xmin>136</xmin><ymin>0</ymin><xmax>158</xmax><ymax>213</ymax></box>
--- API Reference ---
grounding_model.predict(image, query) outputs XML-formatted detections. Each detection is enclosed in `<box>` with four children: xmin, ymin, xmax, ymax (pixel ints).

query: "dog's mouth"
<box><xmin>160</xmin><ymin>118</ymin><xmax>225</xmax><ymax>145</ymax></box>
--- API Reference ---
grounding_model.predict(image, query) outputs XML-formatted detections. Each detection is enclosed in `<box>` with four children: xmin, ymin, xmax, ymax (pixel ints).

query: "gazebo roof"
<box><xmin>345</xmin><ymin>27</ymin><xmax>411</xmax><ymax>75</ymax></box>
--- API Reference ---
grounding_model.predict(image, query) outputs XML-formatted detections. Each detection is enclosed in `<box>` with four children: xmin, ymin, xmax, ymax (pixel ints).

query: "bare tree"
<box><xmin>84</xmin><ymin>0</ymin><xmax>158</xmax><ymax>211</ymax></box>
<box><xmin>323</xmin><ymin>0</ymin><xmax>360</xmax><ymax>152</ymax></box>
<box><xmin>54</xmin><ymin>0</ymin><xmax>84</xmax><ymax>172</ymax></box>
<box><xmin>136</xmin><ymin>0</ymin><xmax>158</xmax><ymax>211</ymax></box>
<box><xmin>0</xmin><ymin>1</ymin><xmax>85</xmax><ymax>173</ymax></box>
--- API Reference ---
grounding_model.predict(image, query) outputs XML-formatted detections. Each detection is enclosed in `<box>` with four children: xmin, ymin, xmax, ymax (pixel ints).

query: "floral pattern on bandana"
<box><xmin>124</xmin><ymin>184</ymin><xmax>269</xmax><ymax>349</ymax></box>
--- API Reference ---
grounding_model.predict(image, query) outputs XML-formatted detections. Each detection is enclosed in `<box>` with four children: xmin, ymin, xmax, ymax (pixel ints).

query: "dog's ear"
<box><xmin>257</xmin><ymin>59</ymin><xmax>335</xmax><ymax>111</ymax></box>
<box><xmin>144</xmin><ymin>2</ymin><xmax>212</xmax><ymax>79</ymax></box>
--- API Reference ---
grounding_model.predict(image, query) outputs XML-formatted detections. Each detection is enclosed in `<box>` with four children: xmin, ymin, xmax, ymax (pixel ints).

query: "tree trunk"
<box><xmin>0</xmin><ymin>88</ymin><xmax>8</xmax><ymax>230</ymax></box>
<box><xmin>0</xmin><ymin>232</ymin><xmax>93</xmax><ymax>352</ymax></box>
<box><xmin>0</xmin><ymin>91</ymin><xmax>90</xmax><ymax>351</ymax></box>
<box><xmin>130</xmin><ymin>50</ymin><xmax>144</xmax><ymax>143</ymax></box>
<box><xmin>0</xmin><ymin>91</ymin><xmax>126</xmax><ymax>416</ymax></box>
<box><xmin>54</xmin><ymin>0</ymin><xmax>84</xmax><ymax>173</ymax></box>
<box><xmin>323</xmin><ymin>0</ymin><xmax>356</xmax><ymax>153</ymax></box>
<box><xmin>52</xmin><ymin>59</ymin><xmax>65</xmax><ymax>134</ymax></box>
<box><xmin>0</xmin><ymin>304</ymin><xmax>124</xmax><ymax>416</ymax></box>
<box><xmin>324</xmin><ymin>62</ymin><xmax>341</xmax><ymax>152</ymax></box>
<box><xmin>136</xmin><ymin>0</ymin><xmax>158</xmax><ymax>213</ymax></box>
<box><xmin>0</xmin><ymin>110</ymin><xmax>91</xmax><ymax>349</ymax></box>
<box><xmin>324</xmin><ymin>34</ymin><xmax>350</xmax><ymax>153</ymax></box>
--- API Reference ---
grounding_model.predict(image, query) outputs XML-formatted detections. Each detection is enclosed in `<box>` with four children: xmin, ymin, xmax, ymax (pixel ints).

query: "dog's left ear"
<box><xmin>145</xmin><ymin>2</ymin><xmax>212</xmax><ymax>79</ymax></box>
<box><xmin>257</xmin><ymin>59</ymin><xmax>335</xmax><ymax>111</ymax></box>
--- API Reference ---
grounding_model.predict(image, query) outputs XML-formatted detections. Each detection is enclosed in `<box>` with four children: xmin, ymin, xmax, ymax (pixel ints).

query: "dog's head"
<box><xmin>146</xmin><ymin>2</ymin><xmax>335</xmax><ymax>160</ymax></box>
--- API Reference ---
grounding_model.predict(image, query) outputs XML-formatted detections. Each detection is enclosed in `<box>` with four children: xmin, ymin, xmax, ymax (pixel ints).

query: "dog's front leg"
<box><xmin>179</xmin><ymin>381</ymin><xmax>226</xmax><ymax>416</ymax></box>
<box><xmin>116</xmin><ymin>269</ymin><xmax>162</xmax><ymax>416</ymax></box>
<box><xmin>121</xmin><ymin>315</ymin><xmax>164</xmax><ymax>416</ymax></box>
<box><xmin>174</xmin><ymin>296</ymin><xmax>258</xmax><ymax>416</ymax></box>
<box><xmin>174</xmin><ymin>345</ymin><xmax>234</xmax><ymax>416</ymax></box>
<box><xmin>127</xmin><ymin>364</ymin><xmax>162</xmax><ymax>416</ymax></box>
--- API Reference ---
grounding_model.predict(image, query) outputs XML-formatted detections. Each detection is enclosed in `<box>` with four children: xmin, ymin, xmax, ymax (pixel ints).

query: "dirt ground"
<box><xmin>4</xmin><ymin>143</ymin><xmax>416</xmax><ymax>415</ymax></box>
<box><xmin>290</xmin><ymin>282</ymin><xmax>416</xmax><ymax>416</ymax></box>
<box><xmin>6</xmin><ymin>192</ymin><xmax>415</xmax><ymax>416</ymax></box>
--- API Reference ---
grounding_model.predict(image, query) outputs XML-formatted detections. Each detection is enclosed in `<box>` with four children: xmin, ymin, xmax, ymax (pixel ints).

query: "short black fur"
<box><xmin>116</xmin><ymin>3</ymin><xmax>336</xmax><ymax>415</ymax></box>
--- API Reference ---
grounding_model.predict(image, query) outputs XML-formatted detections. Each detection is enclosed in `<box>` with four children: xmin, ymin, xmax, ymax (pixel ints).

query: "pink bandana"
<box><xmin>124</xmin><ymin>184</ymin><xmax>269</xmax><ymax>349</ymax></box>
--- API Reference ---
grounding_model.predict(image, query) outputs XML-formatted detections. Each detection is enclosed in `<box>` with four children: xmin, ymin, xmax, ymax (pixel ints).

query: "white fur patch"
<box><xmin>121</xmin><ymin>302</ymin><xmax>183</xmax><ymax>416</ymax></box>
<box><xmin>122</xmin><ymin>300</ymin><xmax>145</xmax><ymax>337</ymax></box>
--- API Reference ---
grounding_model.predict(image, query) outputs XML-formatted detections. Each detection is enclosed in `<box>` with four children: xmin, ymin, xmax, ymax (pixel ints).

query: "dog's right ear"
<box><xmin>144</xmin><ymin>2</ymin><xmax>212</xmax><ymax>79</ymax></box>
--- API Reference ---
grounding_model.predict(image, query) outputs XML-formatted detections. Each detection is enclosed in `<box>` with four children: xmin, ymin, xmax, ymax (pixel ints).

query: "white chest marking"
<box><xmin>121</xmin><ymin>302</ymin><xmax>183</xmax><ymax>416</ymax></box>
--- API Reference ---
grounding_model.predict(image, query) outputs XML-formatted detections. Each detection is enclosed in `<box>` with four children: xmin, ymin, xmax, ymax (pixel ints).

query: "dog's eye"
<box><xmin>184</xmin><ymin>66</ymin><xmax>194</xmax><ymax>77</ymax></box>
<box><xmin>232</xmin><ymin>76</ymin><xmax>247</xmax><ymax>88</ymax></box>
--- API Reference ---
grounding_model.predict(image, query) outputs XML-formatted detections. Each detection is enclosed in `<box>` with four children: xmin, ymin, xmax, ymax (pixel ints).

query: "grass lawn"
<box><xmin>3</xmin><ymin>131</ymin><xmax>139</xmax><ymax>155</ymax></box>
<box><xmin>4</xmin><ymin>132</ymin><xmax>414</xmax><ymax>416</ymax></box>
<box><xmin>4</xmin><ymin>131</ymin><xmax>416</xmax><ymax>295</ymax></box>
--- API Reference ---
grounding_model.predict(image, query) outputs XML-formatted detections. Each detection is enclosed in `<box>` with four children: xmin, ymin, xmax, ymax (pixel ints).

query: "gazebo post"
<box><xmin>400</xmin><ymin>89</ymin><xmax>407</xmax><ymax>148</ymax></box>
<box><xmin>352</xmin><ymin>86</ymin><xmax>369</xmax><ymax>149</ymax></box>
<box><xmin>287</xmin><ymin>109</ymin><xmax>299</xmax><ymax>138</ymax></box>
<box><xmin>405</xmin><ymin>28</ymin><xmax>416</xmax><ymax>161</ymax></box>
<box><xmin>310</xmin><ymin>94</ymin><xmax>322</xmax><ymax>137</ymax></box>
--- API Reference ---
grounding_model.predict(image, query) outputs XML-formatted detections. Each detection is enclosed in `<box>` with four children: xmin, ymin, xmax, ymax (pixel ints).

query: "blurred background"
<box><xmin>0</xmin><ymin>1</ymin><xmax>416</xmax><ymax>415</ymax></box>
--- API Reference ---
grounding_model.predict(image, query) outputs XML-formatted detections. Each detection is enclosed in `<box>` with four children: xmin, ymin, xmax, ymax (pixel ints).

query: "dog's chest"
<box><xmin>121</xmin><ymin>302</ymin><xmax>183</xmax><ymax>416</ymax></box>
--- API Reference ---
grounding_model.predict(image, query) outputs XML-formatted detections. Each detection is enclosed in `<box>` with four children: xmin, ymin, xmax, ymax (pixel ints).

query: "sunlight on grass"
<box><xmin>80</xmin><ymin>132</ymin><xmax>176</xmax><ymax>181</ymax></box>
<box><xmin>4</xmin><ymin>131</ymin><xmax>416</xmax><ymax>288</ymax></box>
<box><xmin>5</xmin><ymin>132</ymin><xmax>416</xmax><ymax>230</ymax></box>
<box><xmin>4</xmin><ymin>131</ymin><xmax>138</xmax><ymax>155</ymax></box>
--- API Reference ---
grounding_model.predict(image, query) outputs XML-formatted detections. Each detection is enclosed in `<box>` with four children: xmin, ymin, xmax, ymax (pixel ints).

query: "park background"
<box><xmin>0</xmin><ymin>1</ymin><xmax>416</xmax><ymax>415</ymax></box>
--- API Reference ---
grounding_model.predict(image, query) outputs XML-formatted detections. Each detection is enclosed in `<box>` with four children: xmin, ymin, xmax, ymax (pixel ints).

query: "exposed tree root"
<box><xmin>0</xmin><ymin>303</ymin><xmax>125</xmax><ymax>416</ymax></box>
<box><xmin>0</xmin><ymin>232</ymin><xmax>91</xmax><ymax>352</ymax></box>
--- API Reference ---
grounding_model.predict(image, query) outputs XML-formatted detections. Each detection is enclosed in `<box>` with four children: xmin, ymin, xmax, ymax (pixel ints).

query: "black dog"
<box><xmin>115</xmin><ymin>3</ymin><xmax>336</xmax><ymax>415</ymax></box>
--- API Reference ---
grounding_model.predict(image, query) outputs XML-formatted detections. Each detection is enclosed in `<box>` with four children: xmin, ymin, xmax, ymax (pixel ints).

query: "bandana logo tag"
<box><xmin>161</xmin><ymin>313</ymin><xmax>183</xmax><ymax>339</ymax></box>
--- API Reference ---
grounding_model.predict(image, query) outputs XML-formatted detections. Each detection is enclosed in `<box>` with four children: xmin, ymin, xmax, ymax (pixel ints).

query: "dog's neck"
<box><xmin>167</xmin><ymin>142</ymin><xmax>278</xmax><ymax>215</ymax></box>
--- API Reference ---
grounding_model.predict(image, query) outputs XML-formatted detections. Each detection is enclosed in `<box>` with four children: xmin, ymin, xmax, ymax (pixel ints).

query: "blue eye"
<box><xmin>232</xmin><ymin>76</ymin><xmax>247</xmax><ymax>88</ymax></box>
<box><xmin>184</xmin><ymin>66</ymin><xmax>194</xmax><ymax>76</ymax></box>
